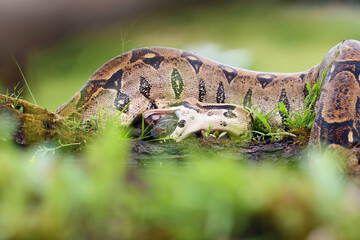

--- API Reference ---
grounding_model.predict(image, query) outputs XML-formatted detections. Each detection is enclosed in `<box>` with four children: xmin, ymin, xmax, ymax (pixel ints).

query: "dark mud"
<box><xmin>130</xmin><ymin>134</ymin><xmax>308</xmax><ymax>169</ymax></box>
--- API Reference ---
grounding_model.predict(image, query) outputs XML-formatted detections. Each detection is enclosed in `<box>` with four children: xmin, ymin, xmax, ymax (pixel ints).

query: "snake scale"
<box><xmin>57</xmin><ymin>39</ymin><xmax>360</xmax><ymax>172</ymax></box>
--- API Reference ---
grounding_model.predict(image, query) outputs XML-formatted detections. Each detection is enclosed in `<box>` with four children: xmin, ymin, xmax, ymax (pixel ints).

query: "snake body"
<box><xmin>57</xmin><ymin>39</ymin><xmax>360</xmax><ymax>171</ymax></box>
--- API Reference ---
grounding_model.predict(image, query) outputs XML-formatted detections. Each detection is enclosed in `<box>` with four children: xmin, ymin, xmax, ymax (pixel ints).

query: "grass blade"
<box><xmin>11</xmin><ymin>56</ymin><xmax>37</xmax><ymax>105</ymax></box>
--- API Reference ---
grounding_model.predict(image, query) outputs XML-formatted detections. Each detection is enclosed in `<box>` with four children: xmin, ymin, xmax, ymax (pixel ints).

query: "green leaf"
<box><xmin>278</xmin><ymin>101</ymin><xmax>289</xmax><ymax>117</ymax></box>
<box><xmin>219</xmin><ymin>132</ymin><xmax>227</xmax><ymax>138</ymax></box>
<box><xmin>246</xmin><ymin>107</ymin><xmax>272</xmax><ymax>133</ymax></box>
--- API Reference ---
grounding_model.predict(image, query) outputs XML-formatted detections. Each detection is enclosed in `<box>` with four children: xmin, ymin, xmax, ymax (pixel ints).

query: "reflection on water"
<box><xmin>130</xmin><ymin>138</ymin><xmax>360</xmax><ymax>187</ymax></box>
<box><xmin>131</xmin><ymin>136</ymin><xmax>304</xmax><ymax>169</ymax></box>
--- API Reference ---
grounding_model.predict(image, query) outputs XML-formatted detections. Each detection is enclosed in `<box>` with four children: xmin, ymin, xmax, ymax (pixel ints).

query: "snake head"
<box><xmin>143</xmin><ymin>97</ymin><xmax>252</xmax><ymax>141</ymax></box>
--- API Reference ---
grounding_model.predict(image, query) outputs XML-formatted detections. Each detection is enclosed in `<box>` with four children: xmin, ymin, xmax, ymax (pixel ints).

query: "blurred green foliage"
<box><xmin>26</xmin><ymin>3</ymin><xmax>360</xmax><ymax>111</ymax></box>
<box><xmin>1</xmin><ymin>119</ymin><xmax>360</xmax><ymax>239</ymax></box>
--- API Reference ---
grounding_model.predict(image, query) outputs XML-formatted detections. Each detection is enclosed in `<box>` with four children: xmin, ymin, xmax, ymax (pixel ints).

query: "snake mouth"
<box><xmin>143</xmin><ymin>108</ymin><xmax>181</xmax><ymax>138</ymax></box>
<box><xmin>143</xmin><ymin>108</ymin><xmax>181</xmax><ymax>126</ymax></box>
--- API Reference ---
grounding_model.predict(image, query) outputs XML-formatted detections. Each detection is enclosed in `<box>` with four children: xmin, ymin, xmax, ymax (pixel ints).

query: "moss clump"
<box><xmin>289</xmin><ymin>127</ymin><xmax>311</xmax><ymax>146</ymax></box>
<box><xmin>0</xmin><ymin>94</ymin><xmax>94</xmax><ymax>150</ymax></box>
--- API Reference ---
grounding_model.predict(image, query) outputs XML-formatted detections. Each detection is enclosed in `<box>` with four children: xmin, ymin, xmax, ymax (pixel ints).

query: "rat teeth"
<box><xmin>151</xmin><ymin>115</ymin><xmax>161</xmax><ymax>120</ymax></box>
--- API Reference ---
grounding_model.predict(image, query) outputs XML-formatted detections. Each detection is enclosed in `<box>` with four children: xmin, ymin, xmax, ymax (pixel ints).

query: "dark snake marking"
<box><xmin>218</xmin><ymin>64</ymin><xmax>238</xmax><ymax>84</ymax></box>
<box><xmin>183</xmin><ymin>101</ymin><xmax>237</xmax><ymax>112</ymax></box>
<box><xmin>183</xmin><ymin>101</ymin><xmax>200</xmax><ymax>113</ymax></box>
<box><xmin>299</xmin><ymin>73</ymin><xmax>306</xmax><ymax>82</ymax></box>
<box><xmin>256</xmin><ymin>74</ymin><xmax>276</xmax><ymax>89</ymax></box>
<box><xmin>201</xmin><ymin>105</ymin><xmax>236</xmax><ymax>110</ymax></box>
<box><xmin>114</xmin><ymin>91</ymin><xmax>130</xmax><ymax>113</ymax></box>
<box><xmin>171</xmin><ymin>68</ymin><xmax>184</xmax><ymax>99</ymax></box>
<box><xmin>243</xmin><ymin>87</ymin><xmax>252</xmax><ymax>108</ymax></box>
<box><xmin>278</xmin><ymin>88</ymin><xmax>290</xmax><ymax>124</ymax></box>
<box><xmin>181</xmin><ymin>51</ymin><xmax>203</xmax><ymax>74</ymax></box>
<box><xmin>139</xmin><ymin>76</ymin><xmax>152</xmax><ymax>99</ymax></box>
<box><xmin>148</xmin><ymin>99</ymin><xmax>157</xmax><ymax>110</ymax></box>
<box><xmin>303</xmin><ymin>83</ymin><xmax>309</xmax><ymax>99</ymax></box>
<box><xmin>356</xmin><ymin>97</ymin><xmax>360</xmax><ymax>118</ymax></box>
<box><xmin>317</xmin><ymin>119</ymin><xmax>359</xmax><ymax>148</ymax></box>
<box><xmin>142</xmin><ymin>55</ymin><xmax>165</xmax><ymax>70</ymax></box>
<box><xmin>130</xmin><ymin>48</ymin><xmax>165</xmax><ymax>70</ymax></box>
<box><xmin>130</xmin><ymin>48</ymin><xmax>154</xmax><ymax>62</ymax></box>
<box><xmin>198</xmin><ymin>78</ymin><xmax>206</xmax><ymax>102</ymax></box>
<box><xmin>303</xmin><ymin>83</ymin><xmax>315</xmax><ymax>111</ymax></box>
<box><xmin>103</xmin><ymin>69</ymin><xmax>123</xmax><ymax>90</ymax></box>
<box><xmin>216</xmin><ymin>81</ymin><xmax>225</xmax><ymax>103</ymax></box>
<box><xmin>77</xmin><ymin>79</ymin><xmax>107</xmax><ymax>108</ymax></box>
<box><xmin>328</xmin><ymin>61</ymin><xmax>360</xmax><ymax>85</ymax></box>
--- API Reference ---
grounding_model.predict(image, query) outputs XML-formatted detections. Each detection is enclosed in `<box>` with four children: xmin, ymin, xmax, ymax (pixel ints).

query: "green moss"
<box><xmin>0</xmin><ymin>94</ymin><xmax>94</xmax><ymax>148</ymax></box>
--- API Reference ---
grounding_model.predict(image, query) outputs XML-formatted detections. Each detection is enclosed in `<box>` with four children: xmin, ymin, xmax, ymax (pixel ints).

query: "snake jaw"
<box><xmin>143</xmin><ymin>108</ymin><xmax>181</xmax><ymax>126</ymax></box>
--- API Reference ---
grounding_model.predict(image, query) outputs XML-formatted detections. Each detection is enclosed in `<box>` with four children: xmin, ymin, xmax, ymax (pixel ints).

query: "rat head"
<box><xmin>143</xmin><ymin>97</ymin><xmax>252</xmax><ymax>141</ymax></box>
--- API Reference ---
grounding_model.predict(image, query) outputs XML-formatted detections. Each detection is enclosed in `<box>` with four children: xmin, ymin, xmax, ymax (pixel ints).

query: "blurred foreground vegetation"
<box><xmin>1</xmin><ymin>117</ymin><xmax>360</xmax><ymax>240</ymax></box>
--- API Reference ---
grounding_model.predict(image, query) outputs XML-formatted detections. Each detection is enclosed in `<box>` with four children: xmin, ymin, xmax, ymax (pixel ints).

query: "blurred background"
<box><xmin>1</xmin><ymin>0</ymin><xmax>360</xmax><ymax>111</ymax></box>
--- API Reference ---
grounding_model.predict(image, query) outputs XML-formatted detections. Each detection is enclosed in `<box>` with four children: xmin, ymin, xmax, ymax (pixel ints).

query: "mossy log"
<box><xmin>0</xmin><ymin>94</ymin><xmax>94</xmax><ymax>148</ymax></box>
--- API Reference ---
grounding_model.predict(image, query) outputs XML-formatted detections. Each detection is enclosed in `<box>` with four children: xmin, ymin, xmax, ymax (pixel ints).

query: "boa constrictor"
<box><xmin>57</xmin><ymin>39</ymin><xmax>360</xmax><ymax>172</ymax></box>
